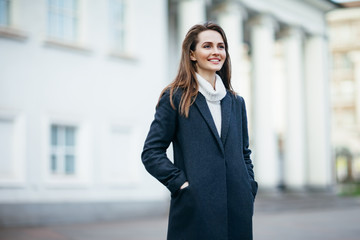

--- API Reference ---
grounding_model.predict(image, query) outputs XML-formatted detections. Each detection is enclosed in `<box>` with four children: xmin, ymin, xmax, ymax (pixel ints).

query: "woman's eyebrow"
<box><xmin>201</xmin><ymin>41</ymin><xmax>225</xmax><ymax>45</ymax></box>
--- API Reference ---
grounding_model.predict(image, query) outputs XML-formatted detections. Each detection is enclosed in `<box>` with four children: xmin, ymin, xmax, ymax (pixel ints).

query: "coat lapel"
<box><xmin>194</xmin><ymin>93</ymin><xmax>224</xmax><ymax>154</ymax></box>
<box><xmin>220</xmin><ymin>92</ymin><xmax>232</xmax><ymax>145</ymax></box>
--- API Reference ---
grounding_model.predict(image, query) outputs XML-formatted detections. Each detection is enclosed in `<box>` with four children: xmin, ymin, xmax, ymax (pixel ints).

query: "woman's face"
<box><xmin>190</xmin><ymin>30</ymin><xmax>226</xmax><ymax>77</ymax></box>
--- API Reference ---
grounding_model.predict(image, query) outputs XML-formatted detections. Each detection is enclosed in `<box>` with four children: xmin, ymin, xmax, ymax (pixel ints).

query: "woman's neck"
<box><xmin>196</xmin><ymin>71</ymin><xmax>216</xmax><ymax>89</ymax></box>
<box><xmin>196</xmin><ymin>73</ymin><xmax>227</xmax><ymax>102</ymax></box>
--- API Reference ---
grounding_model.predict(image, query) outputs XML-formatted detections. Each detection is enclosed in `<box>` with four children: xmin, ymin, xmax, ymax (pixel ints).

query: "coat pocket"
<box><xmin>171</xmin><ymin>184</ymin><xmax>190</xmax><ymax>198</ymax></box>
<box><xmin>169</xmin><ymin>184</ymin><xmax>195</xmax><ymax>230</ymax></box>
<box><xmin>250</xmin><ymin>180</ymin><xmax>258</xmax><ymax>199</ymax></box>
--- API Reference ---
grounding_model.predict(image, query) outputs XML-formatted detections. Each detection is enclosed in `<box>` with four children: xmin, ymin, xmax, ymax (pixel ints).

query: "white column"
<box><xmin>250</xmin><ymin>14</ymin><xmax>279</xmax><ymax>188</ymax></box>
<box><xmin>304</xmin><ymin>34</ymin><xmax>332</xmax><ymax>188</ymax></box>
<box><xmin>349</xmin><ymin>52</ymin><xmax>360</xmax><ymax>127</ymax></box>
<box><xmin>281</xmin><ymin>27</ymin><xmax>306</xmax><ymax>189</ymax></box>
<box><xmin>356</xmin><ymin>61</ymin><xmax>360</xmax><ymax>127</ymax></box>
<box><xmin>216</xmin><ymin>2</ymin><xmax>248</xmax><ymax>98</ymax></box>
<box><xmin>178</xmin><ymin>0</ymin><xmax>206</xmax><ymax>41</ymax></box>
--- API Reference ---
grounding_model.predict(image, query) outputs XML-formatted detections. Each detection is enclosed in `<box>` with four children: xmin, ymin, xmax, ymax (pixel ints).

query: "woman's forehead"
<box><xmin>197</xmin><ymin>30</ymin><xmax>224</xmax><ymax>43</ymax></box>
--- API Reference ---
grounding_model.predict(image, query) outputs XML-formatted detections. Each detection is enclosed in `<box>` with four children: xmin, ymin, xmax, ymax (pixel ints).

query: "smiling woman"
<box><xmin>141</xmin><ymin>22</ymin><xmax>257</xmax><ymax>240</ymax></box>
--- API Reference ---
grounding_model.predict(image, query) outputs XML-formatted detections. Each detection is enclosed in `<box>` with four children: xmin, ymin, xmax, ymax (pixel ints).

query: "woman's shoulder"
<box><xmin>160</xmin><ymin>87</ymin><xmax>183</xmax><ymax>101</ymax></box>
<box><xmin>157</xmin><ymin>87</ymin><xmax>183</xmax><ymax>110</ymax></box>
<box><xmin>230</xmin><ymin>92</ymin><xmax>248</xmax><ymax>110</ymax></box>
<box><xmin>227</xmin><ymin>91</ymin><xmax>244</xmax><ymax>103</ymax></box>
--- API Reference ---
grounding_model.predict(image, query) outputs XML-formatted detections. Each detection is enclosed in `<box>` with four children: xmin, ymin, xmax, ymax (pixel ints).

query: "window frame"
<box><xmin>47</xmin><ymin>0</ymin><xmax>80</xmax><ymax>43</ymax></box>
<box><xmin>44</xmin><ymin>0</ymin><xmax>90</xmax><ymax>52</ymax></box>
<box><xmin>99</xmin><ymin>123</ymin><xmax>141</xmax><ymax>186</ymax></box>
<box><xmin>42</xmin><ymin>117</ymin><xmax>92</xmax><ymax>187</ymax></box>
<box><xmin>108</xmin><ymin>0</ymin><xmax>136</xmax><ymax>59</ymax></box>
<box><xmin>0</xmin><ymin>0</ymin><xmax>28</xmax><ymax>40</ymax></box>
<box><xmin>0</xmin><ymin>0</ymin><xmax>11</xmax><ymax>26</ymax></box>
<box><xmin>0</xmin><ymin>111</ymin><xmax>26</xmax><ymax>187</ymax></box>
<box><xmin>50</xmin><ymin>124</ymin><xmax>77</xmax><ymax>176</ymax></box>
<box><xmin>109</xmin><ymin>0</ymin><xmax>127</xmax><ymax>52</ymax></box>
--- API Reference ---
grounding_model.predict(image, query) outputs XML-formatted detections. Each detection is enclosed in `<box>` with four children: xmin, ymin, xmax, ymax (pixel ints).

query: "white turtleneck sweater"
<box><xmin>196</xmin><ymin>73</ymin><xmax>227</xmax><ymax>137</ymax></box>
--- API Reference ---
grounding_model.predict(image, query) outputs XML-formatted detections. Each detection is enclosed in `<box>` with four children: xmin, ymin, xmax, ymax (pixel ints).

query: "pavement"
<box><xmin>1</xmin><ymin>193</ymin><xmax>360</xmax><ymax>240</ymax></box>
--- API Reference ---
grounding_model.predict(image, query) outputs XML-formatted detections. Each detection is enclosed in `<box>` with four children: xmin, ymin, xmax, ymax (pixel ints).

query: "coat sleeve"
<box><xmin>141</xmin><ymin>90</ymin><xmax>187</xmax><ymax>194</ymax></box>
<box><xmin>239</xmin><ymin>96</ymin><xmax>258</xmax><ymax>197</ymax></box>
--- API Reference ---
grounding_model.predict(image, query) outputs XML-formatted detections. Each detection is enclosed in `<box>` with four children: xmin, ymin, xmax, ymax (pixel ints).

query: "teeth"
<box><xmin>209</xmin><ymin>59</ymin><xmax>220</xmax><ymax>62</ymax></box>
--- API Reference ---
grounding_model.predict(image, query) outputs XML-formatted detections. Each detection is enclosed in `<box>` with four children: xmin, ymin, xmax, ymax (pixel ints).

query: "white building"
<box><xmin>0</xmin><ymin>0</ymin><xmax>339</xmax><ymax>226</ymax></box>
<box><xmin>327</xmin><ymin>6</ymin><xmax>360</xmax><ymax>183</ymax></box>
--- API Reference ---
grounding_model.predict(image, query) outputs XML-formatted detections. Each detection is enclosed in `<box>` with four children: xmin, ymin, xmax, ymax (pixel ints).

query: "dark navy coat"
<box><xmin>142</xmin><ymin>89</ymin><xmax>258</xmax><ymax>240</ymax></box>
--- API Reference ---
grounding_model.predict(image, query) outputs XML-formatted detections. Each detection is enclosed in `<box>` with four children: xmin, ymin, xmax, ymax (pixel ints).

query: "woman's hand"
<box><xmin>180</xmin><ymin>181</ymin><xmax>189</xmax><ymax>189</ymax></box>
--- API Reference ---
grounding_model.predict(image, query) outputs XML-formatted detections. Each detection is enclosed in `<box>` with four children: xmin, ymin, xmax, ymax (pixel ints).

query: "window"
<box><xmin>109</xmin><ymin>0</ymin><xmax>128</xmax><ymax>53</ymax></box>
<box><xmin>0</xmin><ymin>118</ymin><xmax>14</xmax><ymax>176</ymax></box>
<box><xmin>100</xmin><ymin>125</ymin><xmax>140</xmax><ymax>184</ymax></box>
<box><xmin>0</xmin><ymin>0</ymin><xmax>28</xmax><ymax>40</ymax></box>
<box><xmin>50</xmin><ymin>124</ymin><xmax>77</xmax><ymax>175</ymax></box>
<box><xmin>0</xmin><ymin>113</ymin><xmax>26</xmax><ymax>185</ymax></box>
<box><xmin>47</xmin><ymin>0</ymin><xmax>79</xmax><ymax>42</ymax></box>
<box><xmin>0</xmin><ymin>0</ymin><xmax>11</xmax><ymax>26</ymax></box>
<box><xmin>333</xmin><ymin>54</ymin><xmax>353</xmax><ymax>70</ymax></box>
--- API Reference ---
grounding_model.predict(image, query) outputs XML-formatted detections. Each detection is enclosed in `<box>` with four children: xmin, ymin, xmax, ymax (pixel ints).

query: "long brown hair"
<box><xmin>159</xmin><ymin>22</ymin><xmax>234</xmax><ymax>117</ymax></box>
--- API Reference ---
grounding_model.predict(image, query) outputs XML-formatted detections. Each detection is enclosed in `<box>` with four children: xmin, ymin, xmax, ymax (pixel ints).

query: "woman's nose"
<box><xmin>212</xmin><ymin>48</ymin><xmax>220</xmax><ymax>55</ymax></box>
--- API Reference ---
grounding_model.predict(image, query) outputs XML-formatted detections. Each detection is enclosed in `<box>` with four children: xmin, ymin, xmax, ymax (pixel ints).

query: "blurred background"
<box><xmin>0</xmin><ymin>0</ymin><xmax>360</xmax><ymax>238</ymax></box>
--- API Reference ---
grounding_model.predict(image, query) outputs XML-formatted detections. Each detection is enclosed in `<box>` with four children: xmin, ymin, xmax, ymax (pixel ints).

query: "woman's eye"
<box><xmin>219</xmin><ymin>45</ymin><xmax>225</xmax><ymax>49</ymax></box>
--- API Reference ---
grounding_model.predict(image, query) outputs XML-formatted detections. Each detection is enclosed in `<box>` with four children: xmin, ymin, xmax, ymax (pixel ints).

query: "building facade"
<box><xmin>0</xmin><ymin>0</ymin><xmax>338</xmax><ymax>226</ymax></box>
<box><xmin>0</xmin><ymin>0</ymin><xmax>170</xmax><ymax>226</ymax></box>
<box><xmin>327</xmin><ymin>7</ymin><xmax>360</xmax><ymax>184</ymax></box>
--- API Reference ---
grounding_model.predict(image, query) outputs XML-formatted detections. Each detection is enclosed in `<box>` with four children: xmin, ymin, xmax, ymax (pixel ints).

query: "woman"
<box><xmin>141</xmin><ymin>22</ymin><xmax>258</xmax><ymax>240</ymax></box>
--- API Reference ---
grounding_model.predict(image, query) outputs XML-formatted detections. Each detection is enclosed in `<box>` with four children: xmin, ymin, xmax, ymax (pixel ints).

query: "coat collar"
<box><xmin>194</xmin><ymin>91</ymin><xmax>233</xmax><ymax>154</ymax></box>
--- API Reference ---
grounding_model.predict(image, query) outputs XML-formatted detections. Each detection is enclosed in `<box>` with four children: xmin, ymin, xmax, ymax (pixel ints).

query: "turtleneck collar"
<box><xmin>196</xmin><ymin>72</ymin><xmax>227</xmax><ymax>102</ymax></box>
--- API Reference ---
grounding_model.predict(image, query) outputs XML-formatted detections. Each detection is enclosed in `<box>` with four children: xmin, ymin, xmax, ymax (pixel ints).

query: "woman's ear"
<box><xmin>190</xmin><ymin>50</ymin><xmax>197</xmax><ymax>61</ymax></box>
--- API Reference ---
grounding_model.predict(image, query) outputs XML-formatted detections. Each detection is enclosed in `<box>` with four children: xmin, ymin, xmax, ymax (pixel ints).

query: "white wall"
<box><xmin>0</xmin><ymin>0</ymin><xmax>169</xmax><ymax>203</ymax></box>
